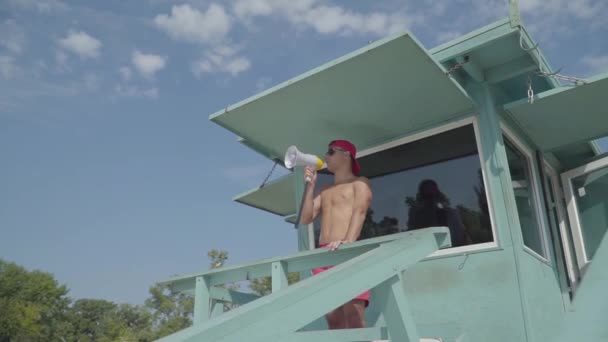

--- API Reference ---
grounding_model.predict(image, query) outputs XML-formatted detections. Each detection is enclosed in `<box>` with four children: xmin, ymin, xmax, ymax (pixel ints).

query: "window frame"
<box><xmin>542</xmin><ymin>160</ymin><xmax>579</xmax><ymax>292</ymax></box>
<box><xmin>349</xmin><ymin>116</ymin><xmax>499</xmax><ymax>258</ymax></box>
<box><xmin>561</xmin><ymin>154</ymin><xmax>608</xmax><ymax>271</ymax></box>
<box><xmin>501</xmin><ymin>123</ymin><xmax>550</xmax><ymax>262</ymax></box>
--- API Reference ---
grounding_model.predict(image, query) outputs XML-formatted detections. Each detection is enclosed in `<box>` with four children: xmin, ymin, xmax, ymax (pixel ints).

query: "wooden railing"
<box><xmin>156</xmin><ymin>227</ymin><xmax>450</xmax><ymax>342</ymax></box>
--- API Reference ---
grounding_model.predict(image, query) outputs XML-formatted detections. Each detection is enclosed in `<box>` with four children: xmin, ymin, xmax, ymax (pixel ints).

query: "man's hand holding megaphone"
<box><xmin>304</xmin><ymin>166</ymin><xmax>318</xmax><ymax>185</ymax></box>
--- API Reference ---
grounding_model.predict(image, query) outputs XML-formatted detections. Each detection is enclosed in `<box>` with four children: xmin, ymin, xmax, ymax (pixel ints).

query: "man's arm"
<box><xmin>299</xmin><ymin>166</ymin><xmax>323</xmax><ymax>225</ymax></box>
<box><xmin>300</xmin><ymin>186</ymin><xmax>322</xmax><ymax>225</ymax></box>
<box><xmin>344</xmin><ymin>179</ymin><xmax>373</xmax><ymax>242</ymax></box>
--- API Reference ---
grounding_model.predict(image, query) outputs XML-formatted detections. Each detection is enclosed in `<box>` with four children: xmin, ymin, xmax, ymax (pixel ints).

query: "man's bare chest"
<box><xmin>321</xmin><ymin>184</ymin><xmax>355</xmax><ymax>205</ymax></box>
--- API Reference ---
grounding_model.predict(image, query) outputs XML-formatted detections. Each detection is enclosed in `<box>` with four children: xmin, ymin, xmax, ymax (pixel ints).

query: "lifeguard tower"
<box><xmin>156</xmin><ymin>2</ymin><xmax>608</xmax><ymax>341</ymax></box>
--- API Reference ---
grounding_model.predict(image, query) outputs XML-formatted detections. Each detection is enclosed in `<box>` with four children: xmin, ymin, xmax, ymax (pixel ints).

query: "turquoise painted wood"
<box><xmin>376</xmin><ymin>274</ymin><xmax>420</xmax><ymax>341</ymax></box>
<box><xmin>504</xmin><ymin>72</ymin><xmax>608</xmax><ymax>151</ymax></box>
<box><xmin>555</xmin><ymin>230</ymin><xmax>608</xmax><ymax>341</ymax></box>
<box><xmin>271</xmin><ymin>261</ymin><xmax>288</xmax><ymax>292</ymax></box>
<box><xmin>207</xmin><ymin>287</ymin><xmax>260</xmax><ymax>304</ymax></box>
<box><xmin>164</xmin><ymin>232</ymin><xmax>409</xmax><ymax>292</ymax></box>
<box><xmin>155</xmin><ymin>228</ymin><xmax>450</xmax><ymax>342</ymax></box>
<box><xmin>210</xmin><ymin>300</ymin><xmax>223</xmax><ymax>318</ymax></box>
<box><xmin>192</xmin><ymin>276</ymin><xmax>210</xmax><ymax>325</ymax></box>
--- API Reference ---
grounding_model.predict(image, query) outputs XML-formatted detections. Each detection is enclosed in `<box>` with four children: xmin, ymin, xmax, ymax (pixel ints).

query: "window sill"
<box><xmin>421</xmin><ymin>241</ymin><xmax>501</xmax><ymax>262</ymax></box>
<box><xmin>523</xmin><ymin>246</ymin><xmax>550</xmax><ymax>265</ymax></box>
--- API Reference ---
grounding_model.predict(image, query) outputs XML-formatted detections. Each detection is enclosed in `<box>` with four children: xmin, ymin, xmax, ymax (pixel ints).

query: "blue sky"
<box><xmin>1</xmin><ymin>0</ymin><xmax>607</xmax><ymax>305</ymax></box>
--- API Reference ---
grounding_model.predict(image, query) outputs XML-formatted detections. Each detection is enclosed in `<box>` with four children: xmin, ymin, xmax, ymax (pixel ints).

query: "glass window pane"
<box><xmin>504</xmin><ymin>138</ymin><xmax>545</xmax><ymax>256</ymax></box>
<box><xmin>312</xmin><ymin>124</ymin><xmax>494</xmax><ymax>249</ymax></box>
<box><xmin>572</xmin><ymin>165</ymin><xmax>608</xmax><ymax>260</ymax></box>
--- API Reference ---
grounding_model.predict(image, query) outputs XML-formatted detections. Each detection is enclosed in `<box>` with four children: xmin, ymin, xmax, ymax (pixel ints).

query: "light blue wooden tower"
<box><xmin>155</xmin><ymin>2</ymin><xmax>608</xmax><ymax>341</ymax></box>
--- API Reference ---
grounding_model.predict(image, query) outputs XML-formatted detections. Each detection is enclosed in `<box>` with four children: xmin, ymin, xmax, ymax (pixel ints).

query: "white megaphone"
<box><xmin>284</xmin><ymin>145</ymin><xmax>324</xmax><ymax>182</ymax></box>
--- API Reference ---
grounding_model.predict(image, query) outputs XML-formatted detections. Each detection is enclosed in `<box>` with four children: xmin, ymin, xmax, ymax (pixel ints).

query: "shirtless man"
<box><xmin>300</xmin><ymin>139</ymin><xmax>373</xmax><ymax>330</ymax></box>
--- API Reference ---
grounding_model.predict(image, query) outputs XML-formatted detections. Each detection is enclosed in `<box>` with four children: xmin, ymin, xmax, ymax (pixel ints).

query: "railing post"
<box><xmin>193</xmin><ymin>276</ymin><xmax>211</xmax><ymax>325</ymax></box>
<box><xmin>272</xmin><ymin>261</ymin><xmax>288</xmax><ymax>292</ymax></box>
<box><xmin>376</xmin><ymin>273</ymin><xmax>419</xmax><ymax>342</ymax></box>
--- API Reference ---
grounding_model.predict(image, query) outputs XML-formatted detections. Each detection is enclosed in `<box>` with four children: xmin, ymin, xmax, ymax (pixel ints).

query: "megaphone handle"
<box><xmin>305</xmin><ymin>175</ymin><xmax>312</xmax><ymax>183</ymax></box>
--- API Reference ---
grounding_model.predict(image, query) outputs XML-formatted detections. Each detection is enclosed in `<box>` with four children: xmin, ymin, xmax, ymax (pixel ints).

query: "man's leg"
<box><xmin>343</xmin><ymin>299</ymin><xmax>366</xmax><ymax>328</ymax></box>
<box><xmin>325</xmin><ymin>305</ymin><xmax>347</xmax><ymax>329</ymax></box>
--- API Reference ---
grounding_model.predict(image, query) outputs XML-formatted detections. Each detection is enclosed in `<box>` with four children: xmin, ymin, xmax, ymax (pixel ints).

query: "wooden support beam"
<box><xmin>193</xmin><ymin>276</ymin><xmax>211</xmax><ymax>325</ymax></box>
<box><xmin>272</xmin><ymin>261</ymin><xmax>289</xmax><ymax>292</ymax></box>
<box><xmin>457</xmin><ymin>56</ymin><xmax>484</xmax><ymax>82</ymax></box>
<box><xmin>376</xmin><ymin>274</ymin><xmax>419</xmax><ymax>342</ymax></box>
<box><xmin>485</xmin><ymin>55</ymin><xmax>537</xmax><ymax>84</ymax></box>
<box><xmin>210</xmin><ymin>287</ymin><xmax>260</xmax><ymax>305</ymax></box>
<box><xmin>210</xmin><ymin>300</ymin><xmax>224</xmax><ymax>318</ymax></box>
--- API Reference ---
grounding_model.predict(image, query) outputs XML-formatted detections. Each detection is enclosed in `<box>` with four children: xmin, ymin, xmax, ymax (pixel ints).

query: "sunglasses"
<box><xmin>326</xmin><ymin>147</ymin><xmax>347</xmax><ymax>156</ymax></box>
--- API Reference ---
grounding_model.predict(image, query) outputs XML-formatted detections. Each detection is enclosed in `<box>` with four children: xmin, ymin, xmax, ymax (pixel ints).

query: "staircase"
<box><xmin>155</xmin><ymin>228</ymin><xmax>450</xmax><ymax>342</ymax></box>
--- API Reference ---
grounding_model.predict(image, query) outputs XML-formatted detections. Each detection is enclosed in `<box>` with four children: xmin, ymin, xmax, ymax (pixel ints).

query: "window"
<box><xmin>562</xmin><ymin>154</ymin><xmax>608</xmax><ymax>272</ymax></box>
<box><xmin>503</xmin><ymin>135</ymin><xmax>547</xmax><ymax>258</ymax></box>
<box><xmin>312</xmin><ymin>121</ymin><xmax>494</xmax><ymax>251</ymax></box>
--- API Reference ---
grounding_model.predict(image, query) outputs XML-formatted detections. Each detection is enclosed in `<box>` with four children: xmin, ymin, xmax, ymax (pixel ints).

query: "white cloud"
<box><xmin>233</xmin><ymin>0</ymin><xmax>408</xmax><ymax>37</ymax></box>
<box><xmin>233</xmin><ymin>0</ymin><xmax>276</xmax><ymax>19</ymax></box>
<box><xmin>517</xmin><ymin>0</ymin><xmax>608</xmax><ymax>40</ymax></box>
<box><xmin>58</xmin><ymin>30</ymin><xmax>102</xmax><ymax>59</ymax></box>
<box><xmin>192</xmin><ymin>45</ymin><xmax>250</xmax><ymax>78</ymax></box>
<box><xmin>131</xmin><ymin>50</ymin><xmax>167</xmax><ymax>79</ymax></box>
<box><xmin>119</xmin><ymin>66</ymin><xmax>132</xmax><ymax>81</ymax></box>
<box><xmin>115</xmin><ymin>84</ymin><xmax>159</xmax><ymax>99</ymax></box>
<box><xmin>0</xmin><ymin>55</ymin><xmax>21</xmax><ymax>79</ymax></box>
<box><xmin>8</xmin><ymin>0</ymin><xmax>69</xmax><ymax>13</ymax></box>
<box><xmin>582</xmin><ymin>54</ymin><xmax>608</xmax><ymax>75</ymax></box>
<box><xmin>154</xmin><ymin>4</ymin><xmax>232</xmax><ymax>44</ymax></box>
<box><xmin>0</xmin><ymin>20</ymin><xmax>26</xmax><ymax>54</ymax></box>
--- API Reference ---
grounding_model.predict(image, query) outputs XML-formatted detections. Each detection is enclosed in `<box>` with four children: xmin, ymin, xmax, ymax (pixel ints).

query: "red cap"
<box><xmin>329</xmin><ymin>139</ymin><xmax>361</xmax><ymax>175</ymax></box>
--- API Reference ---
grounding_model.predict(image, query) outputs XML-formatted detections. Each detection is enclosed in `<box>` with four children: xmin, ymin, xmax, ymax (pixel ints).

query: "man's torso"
<box><xmin>318</xmin><ymin>181</ymin><xmax>358</xmax><ymax>244</ymax></box>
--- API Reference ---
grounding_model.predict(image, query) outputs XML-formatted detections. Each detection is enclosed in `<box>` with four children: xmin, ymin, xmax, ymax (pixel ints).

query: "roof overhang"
<box><xmin>210</xmin><ymin>31</ymin><xmax>475</xmax><ymax>161</ymax></box>
<box><xmin>233</xmin><ymin>173</ymin><xmax>296</xmax><ymax>217</ymax></box>
<box><xmin>504</xmin><ymin>72</ymin><xmax>608</xmax><ymax>152</ymax></box>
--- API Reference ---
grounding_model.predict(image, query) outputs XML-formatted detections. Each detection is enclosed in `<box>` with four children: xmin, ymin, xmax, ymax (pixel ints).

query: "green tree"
<box><xmin>66</xmin><ymin>299</ymin><xmax>122</xmax><ymax>342</ymax></box>
<box><xmin>145</xmin><ymin>283</ymin><xmax>193</xmax><ymax>340</ymax></box>
<box><xmin>144</xmin><ymin>249</ymin><xmax>231</xmax><ymax>340</ymax></box>
<box><xmin>207</xmin><ymin>249</ymin><xmax>228</xmax><ymax>269</ymax></box>
<box><xmin>0</xmin><ymin>259</ymin><xmax>71</xmax><ymax>342</ymax></box>
<box><xmin>249</xmin><ymin>272</ymin><xmax>301</xmax><ymax>296</ymax></box>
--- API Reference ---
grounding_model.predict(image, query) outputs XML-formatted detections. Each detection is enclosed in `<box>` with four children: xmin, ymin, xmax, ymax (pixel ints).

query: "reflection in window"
<box><xmin>313</xmin><ymin>124</ymin><xmax>494</xmax><ymax>249</ymax></box>
<box><xmin>504</xmin><ymin>137</ymin><xmax>546</xmax><ymax>257</ymax></box>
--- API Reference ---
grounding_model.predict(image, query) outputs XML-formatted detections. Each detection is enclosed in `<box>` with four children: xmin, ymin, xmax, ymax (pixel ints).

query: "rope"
<box><xmin>259</xmin><ymin>161</ymin><xmax>278</xmax><ymax>188</ymax></box>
